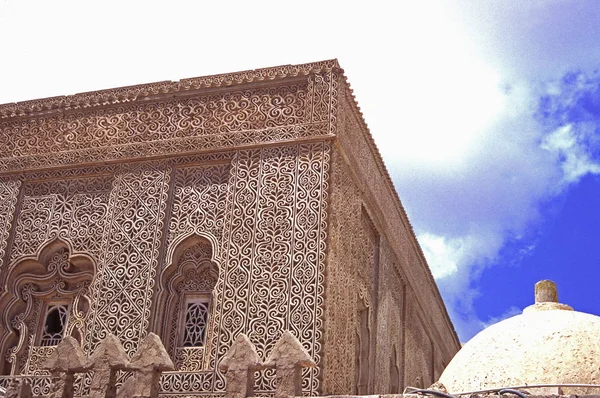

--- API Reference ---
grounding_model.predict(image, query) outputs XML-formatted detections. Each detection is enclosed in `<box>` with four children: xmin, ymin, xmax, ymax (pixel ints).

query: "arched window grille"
<box><xmin>157</xmin><ymin>235</ymin><xmax>218</xmax><ymax>371</ymax></box>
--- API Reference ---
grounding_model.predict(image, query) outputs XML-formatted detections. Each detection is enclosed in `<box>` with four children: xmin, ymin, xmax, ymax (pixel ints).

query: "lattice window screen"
<box><xmin>182</xmin><ymin>299</ymin><xmax>209</xmax><ymax>347</ymax></box>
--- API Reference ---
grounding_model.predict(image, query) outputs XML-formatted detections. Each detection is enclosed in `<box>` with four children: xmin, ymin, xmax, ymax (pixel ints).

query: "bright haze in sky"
<box><xmin>2</xmin><ymin>0</ymin><xmax>600</xmax><ymax>341</ymax></box>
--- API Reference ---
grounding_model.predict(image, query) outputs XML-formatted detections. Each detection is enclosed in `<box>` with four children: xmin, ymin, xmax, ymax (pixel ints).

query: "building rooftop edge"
<box><xmin>339</xmin><ymin>74</ymin><xmax>461</xmax><ymax>349</ymax></box>
<box><xmin>0</xmin><ymin>59</ymin><xmax>341</xmax><ymax>120</ymax></box>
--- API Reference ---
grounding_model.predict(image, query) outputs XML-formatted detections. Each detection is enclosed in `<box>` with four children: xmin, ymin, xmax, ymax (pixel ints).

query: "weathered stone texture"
<box><xmin>219</xmin><ymin>334</ymin><xmax>263</xmax><ymax>398</ymax></box>
<box><xmin>440</xmin><ymin>291</ymin><xmax>600</xmax><ymax>395</ymax></box>
<box><xmin>42</xmin><ymin>337</ymin><xmax>88</xmax><ymax>398</ymax></box>
<box><xmin>6</xmin><ymin>378</ymin><xmax>32</xmax><ymax>398</ymax></box>
<box><xmin>265</xmin><ymin>331</ymin><xmax>316</xmax><ymax>398</ymax></box>
<box><xmin>86</xmin><ymin>334</ymin><xmax>129</xmax><ymax>398</ymax></box>
<box><xmin>124</xmin><ymin>333</ymin><xmax>174</xmax><ymax>398</ymax></box>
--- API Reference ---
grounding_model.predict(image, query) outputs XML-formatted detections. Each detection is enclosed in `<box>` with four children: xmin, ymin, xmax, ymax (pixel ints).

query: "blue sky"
<box><xmin>1</xmin><ymin>0</ymin><xmax>600</xmax><ymax>342</ymax></box>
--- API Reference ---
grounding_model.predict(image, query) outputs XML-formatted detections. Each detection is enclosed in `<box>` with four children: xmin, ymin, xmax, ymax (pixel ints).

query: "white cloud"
<box><xmin>389</xmin><ymin>77</ymin><xmax>574</xmax><ymax>340</ymax></box>
<box><xmin>542</xmin><ymin>124</ymin><xmax>600</xmax><ymax>184</ymax></box>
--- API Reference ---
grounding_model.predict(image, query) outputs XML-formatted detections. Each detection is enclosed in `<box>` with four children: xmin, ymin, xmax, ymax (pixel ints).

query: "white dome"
<box><xmin>439</xmin><ymin>281</ymin><xmax>600</xmax><ymax>395</ymax></box>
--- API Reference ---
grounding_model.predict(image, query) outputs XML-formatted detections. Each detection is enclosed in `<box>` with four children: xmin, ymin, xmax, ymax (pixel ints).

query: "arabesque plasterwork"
<box><xmin>0</xmin><ymin>60</ymin><xmax>460</xmax><ymax>397</ymax></box>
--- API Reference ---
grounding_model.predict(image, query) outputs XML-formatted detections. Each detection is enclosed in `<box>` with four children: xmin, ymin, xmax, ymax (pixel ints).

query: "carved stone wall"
<box><xmin>85</xmin><ymin>164</ymin><xmax>170</xmax><ymax>355</ymax></box>
<box><xmin>0</xmin><ymin>143</ymin><xmax>329</xmax><ymax>394</ymax></box>
<box><xmin>322</xmin><ymin>73</ymin><xmax>460</xmax><ymax>394</ymax></box>
<box><xmin>323</xmin><ymin>149</ymin><xmax>359</xmax><ymax>394</ymax></box>
<box><xmin>0</xmin><ymin>177</ymin><xmax>110</xmax><ymax>375</ymax></box>
<box><xmin>0</xmin><ymin>61</ymin><xmax>339</xmax><ymax>174</ymax></box>
<box><xmin>374</xmin><ymin>239</ymin><xmax>405</xmax><ymax>394</ymax></box>
<box><xmin>0</xmin><ymin>60</ymin><xmax>459</xmax><ymax>397</ymax></box>
<box><xmin>9</xmin><ymin>176</ymin><xmax>112</xmax><ymax>265</ymax></box>
<box><xmin>0</xmin><ymin>180</ymin><xmax>20</xmax><ymax>273</ymax></box>
<box><xmin>325</xmin><ymin>147</ymin><xmax>409</xmax><ymax>395</ymax></box>
<box><xmin>404</xmin><ymin>296</ymin><xmax>434</xmax><ymax>388</ymax></box>
<box><xmin>332</xmin><ymin>74</ymin><xmax>460</xmax><ymax>388</ymax></box>
<box><xmin>211</xmin><ymin>143</ymin><xmax>329</xmax><ymax>395</ymax></box>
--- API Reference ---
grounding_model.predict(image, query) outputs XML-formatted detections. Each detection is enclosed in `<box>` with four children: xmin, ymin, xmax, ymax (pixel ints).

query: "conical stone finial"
<box><xmin>128</xmin><ymin>333</ymin><xmax>174</xmax><ymax>372</ymax></box>
<box><xmin>265</xmin><ymin>331</ymin><xmax>316</xmax><ymax>398</ymax></box>
<box><xmin>219</xmin><ymin>334</ymin><xmax>264</xmax><ymax>398</ymax></box>
<box><xmin>42</xmin><ymin>336</ymin><xmax>89</xmax><ymax>398</ymax></box>
<box><xmin>87</xmin><ymin>334</ymin><xmax>130</xmax><ymax>398</ymax></box>
<box><xmin>125</xmin><ymin>333</ymin><xmax>174</xmax><ymax>398</ymax></box>
<box><xmin>43</xmin><ymin>336</ymin><xmax>88</xmax><ymax>373</ymax></box>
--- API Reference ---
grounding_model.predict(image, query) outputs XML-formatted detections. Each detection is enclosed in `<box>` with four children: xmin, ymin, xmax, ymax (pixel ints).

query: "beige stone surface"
<box><xmin>220</xmin><ymin>334</ymin><xmax>264</xmax><ymax>398</ymax></box>
<box><xmin>128</xmin><ymin>333</ymin><xmax>174</xmax><ymax>372</ymax></box>
<box><xmin>125</xmin><ymin>333</ymin><xmax>174</xmax><ymax>398</ymax></box>
<box><xmin>42</xmin><ymin>336</ymin><xmax>87</xmax><ymax>373</ymax></box>
<box><xmin>265</xmin><ymin>331</ymin><xmax>316</xmax><ymax>369</ymax></box>
<box><xmin>266</xmin><ymin>331</ymin><xmax>316</xmax><ymax>398</ymax></box>
<box><xmin>219</xmin><ymin>334</ymin><xmax>263</xmax><ymax>373</ymax></box>
<box><xmin>439</xmin><ymin>304</ymin><xmax>600</xmax><ymax>394</ymax></box>
<box><xmin>0</xmin><ymin>61</ymin><xmax>460</xmax><ymax>396</ymax></box>
<box><xmin>5</xmin><ymin>379</ymin><xmax>32</xmax><ymax>398</ymax></box>
<box><xmin>87</xmin><ymin>334</ymin><xmax>130</xmax><ymax>398</ymax></box>
<box><xmin>87</xmin><ymin>333</ymin><xmax>129</xmax><ymax>369</ymax></box>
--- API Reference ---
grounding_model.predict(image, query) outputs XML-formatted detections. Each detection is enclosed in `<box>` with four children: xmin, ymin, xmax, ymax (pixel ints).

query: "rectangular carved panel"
<box><xmin>86</xmin><ymin>164</ymin><xmax>170</xmax><ymax>355</ymax></box>
<box><xmin>10</xmin><ymin>177</ymin><xmax>112</xmax><ymax>263</ymax></box>
<box><xmin>0</xmin><ymin>71</ymin><xmax>337</xmax><ymax>173</ymax></box>
<box><xmin>167</xmin><ymin>163</ymin><xmax>232</xmax><ymax>255</ymax></box>
<box><xmin>209</xmin><ymin>143</ymin><xmax>329</xmax><ymax>396</ymax></box>
<box><xmin>1</xmin><ymin>85</ymin><xmax>310</xmax><ymax>159</ymax></box>
<box><xmin>404</xmin><ymin>297</ymin><xmax>434</xmax><ymax>389</ymax></box>
<box><xmin>158</xmin><ymin>162</ymin><xmax>233</xmax><ymax>372</ymax></box>
<box><xmin>0</xmin><ymin>179</ymin><xmax>20</xmax><ymax>273</ymax></box>
<box><xmin>323</xmin><ymin>148</ymin><xmax>361</xmax><ymax>395</ymax></box>
<box><xmin>374</xmin><ymin>239</ymin><xmax>405</xmax><ymax>394</ymax></box>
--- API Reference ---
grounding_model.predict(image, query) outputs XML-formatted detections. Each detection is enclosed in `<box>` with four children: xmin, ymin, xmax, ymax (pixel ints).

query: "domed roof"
<box><xmin>439</xmin><ymin>280</ymin><xmax>600</xmax><ymax>395</ymax></box>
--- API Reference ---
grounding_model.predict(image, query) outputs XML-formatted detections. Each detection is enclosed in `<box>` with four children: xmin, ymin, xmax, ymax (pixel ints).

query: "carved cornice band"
<box><xmin>0</xmin><ymin>60</ymin><xmax>341</xmax><ymax>120</ymax></box>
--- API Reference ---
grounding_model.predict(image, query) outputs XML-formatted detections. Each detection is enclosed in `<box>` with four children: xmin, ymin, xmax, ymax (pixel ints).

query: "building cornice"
<box><xmin>0</xmin><ymin>59</ymin><xmax>341</xmax><ymax>121</ymax></box>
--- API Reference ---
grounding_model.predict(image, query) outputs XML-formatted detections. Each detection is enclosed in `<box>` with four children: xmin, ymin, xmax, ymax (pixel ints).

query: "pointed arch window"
<box><xmin>0</xmin><ymin>239</ymin><xmax>95</xmax><ymax>375</ymax></box>
<box><xmin>156</xmin><ymin>235</ymin><xmax>218</xmax><ymax>371</ymax></box>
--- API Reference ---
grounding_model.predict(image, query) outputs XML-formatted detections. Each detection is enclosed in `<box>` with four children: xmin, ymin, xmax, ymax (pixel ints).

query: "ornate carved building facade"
<box><xmin>0</xmin><ymin>60</ymin><xmax>460</xmax><ymax>396</ymax></box>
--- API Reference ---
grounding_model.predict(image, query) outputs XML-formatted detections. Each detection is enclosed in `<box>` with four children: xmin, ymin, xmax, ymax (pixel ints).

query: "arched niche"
<box><xmin>155</xmin><ymin>233</ymin><xmax>219</xmax><ymax>371</ymax></box>
<box><xmin>0</xmin><ymin>238</ymin><xmax>95</xmax><ymax>375</ymax></box>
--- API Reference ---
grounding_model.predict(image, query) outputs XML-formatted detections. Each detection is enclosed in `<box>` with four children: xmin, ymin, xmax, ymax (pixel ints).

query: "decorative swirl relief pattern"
<box><xmin>0</xmin><ymin>71</ymin><xmax>337</xmax><ymax>174</ymax></box>
<box><xmin>0</xmin><ymin>123</ymin><xmax>330</xmax><ymax>175</ymax></box>
<box><xmin>323</xmin><ymin>149</ymin><xmax>361</xmax><ymax>394</ymax></box>
<box><xmin>0</xmin><ymin>180</ymin><xmax>20</xmax><ymax>274</ymax></box>
<box><xmin>9</xmin><ymin>176</ymin><xmax>112</xmax><ymax>263</ymax></box>
<box><xmin>324</xmin><ymin>147</ymin><xmax>413</xmax><ymax>395</ymax></box>
<box><xmin>85</xmin><ymin>164</ymin><xmax>170</xmax><ymax>356</ymax></box>
<box><xmin>0</xmin><ymin>61</ymin><xmax>461</xmax><ymax>398</ymax></box>
<box><xmin>0</xmin><ymin>59</ymin><xmax>340</xmax><ymax>119</ymax></box>
<box><xmin>25</xmin><ymin>346</ymin><xmax>55</xmax><ymax>375</ymax></box>
<box><xmin>167</xmin><ymin>163</ymin><xmax>232</xmax><ymax>259</ymax></box>
<box><xmin>1</xmin><ymin>85</ymin><xmax>309</xmax><ymax>158</ymax></box>
<box><xmin>0</xmin><ymin>240</ymin><xmax>94</xmax><ymax>376</ymax></box>
<box><xmin>209</xmin><ymin>143</ymin><xmax>329</xmax><ymax>396</ymax></box>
